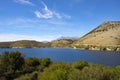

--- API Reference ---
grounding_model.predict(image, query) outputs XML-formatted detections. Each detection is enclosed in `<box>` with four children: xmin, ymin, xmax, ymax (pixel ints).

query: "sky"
<box><xmin>0</xmin><ymin>0</ymin><xmax>120</xmax><ymax>42</ymax></box>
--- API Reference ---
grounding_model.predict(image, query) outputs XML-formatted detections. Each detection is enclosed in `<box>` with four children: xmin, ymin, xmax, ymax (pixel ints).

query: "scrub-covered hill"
<box><xmin>72</xmin><ymin>21</ymin><xmax>120</xmax><ymax>51</ymax></box>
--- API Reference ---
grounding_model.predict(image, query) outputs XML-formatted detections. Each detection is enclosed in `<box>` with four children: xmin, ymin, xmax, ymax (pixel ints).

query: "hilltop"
<box><xmin>72</xmin><ymin>21</ymin><xmax>120</xmax><ymax>51</ymax></box>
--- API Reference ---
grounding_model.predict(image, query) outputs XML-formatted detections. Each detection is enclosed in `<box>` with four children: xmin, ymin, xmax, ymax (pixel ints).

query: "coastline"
<box><xmin>0</xmin><ymin>46</ymin><xmax>120</xmax><ymax>51</ymax></box>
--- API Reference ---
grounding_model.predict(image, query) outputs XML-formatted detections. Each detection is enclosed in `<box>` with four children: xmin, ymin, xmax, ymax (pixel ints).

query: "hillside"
<box><xmin>11</xmin><ymin>40</ymin><xmax>49</xmax><ymax>48</ymax></box>
<box><xmin>0</xmin><ymin>39</ymin><xmax>73</xmax><ymax>48</ymax></box>
<box><xmin>0</xmin><ymin>42</ymin><xmax>14</xmax><ymax>48</ymax></box>
<box><xmin>72</xmin><ymin>21</ymin><xmax>120</xmax><ymax>51</ymax></box>
<box><xmin>0</xmin><ymin>40</ymin><xmax>50</xmax><ymax>48</ymax></box>
<box><xmin>50</xmin><ymin>39</ymin><xmax>74</xmax><ymax>48</ymax></box>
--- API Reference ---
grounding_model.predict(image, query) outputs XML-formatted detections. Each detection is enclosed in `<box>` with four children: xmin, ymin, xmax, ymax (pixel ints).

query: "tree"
<box><xmin>9</xmin><ymin>51</ymin><xmax>25</xmax><ymax>72</ymax></box>
<box><xmin>0</xmin><ymin>51</ymin><xmax>25</xmax><ymax>75</ymax></box>
<box><xmin>0</xmin><ymin>51</ymin><xmax>10</xmax><ymax>75</ymax></box>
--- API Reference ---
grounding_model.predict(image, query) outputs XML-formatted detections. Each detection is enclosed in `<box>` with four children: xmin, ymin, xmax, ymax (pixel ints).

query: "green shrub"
<box><xmin>39</xmin><ymin>62</ymin><xmax>70</xmax><ymax>80</ymax></box>
<box><xmin>40</xmin><ymin>58</ymin><xmax>52</xmax><ymax>68</ymax></box>
<box><xmin>81</xmin><ymin>64</ymin><xmax>119</xmax><ymax>80</ymax></box>
<box><xmin>68</xmin><ymin>69</ymin><xmax>82</xmax><ymax>80</ymax></box>
<box><xmin>72</xmin><ymin>60</ymin><xmax>88</xmax><ymax>70</ymax></box>
<box><xmin>14</xmin><ymin>71</ymin><xmax>38</xmax><ymax>80</ymax></box>
<box><xmin>26</xmin><ymin>57</ymin><xmax>40</xmax><ymax>67</ymax></box>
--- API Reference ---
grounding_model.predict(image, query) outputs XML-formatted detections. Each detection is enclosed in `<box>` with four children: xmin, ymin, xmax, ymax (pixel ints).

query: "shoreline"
<box><xmin>0</xmin><ymin>47</ymin><xmax>120</xmax><ymax>52</ymax></box>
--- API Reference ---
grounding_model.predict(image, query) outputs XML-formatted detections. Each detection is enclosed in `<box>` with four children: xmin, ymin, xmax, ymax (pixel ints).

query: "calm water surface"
<box><xmin>0</xmin><ymin>48</ymin><xmax>120</xmax><ymax>66</ymax></box>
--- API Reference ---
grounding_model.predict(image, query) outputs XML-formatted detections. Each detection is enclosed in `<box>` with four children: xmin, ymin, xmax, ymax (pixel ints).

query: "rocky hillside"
<box><xmin>72</xmin><ymin>21</ymin><xmax>120</xmax><ymax>51</ymax></box>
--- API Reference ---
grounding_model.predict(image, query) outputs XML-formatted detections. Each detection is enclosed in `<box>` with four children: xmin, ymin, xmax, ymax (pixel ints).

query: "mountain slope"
<box><xmin>72</xmin><ymin>21</ymin><xmax>120</xmax><ymax>51</ymax></box>
<box><xmin>11</xmin><ymin>40</ymin><xmax>47</xmax><ymax>48</ymax></box>
<box><xmin>50</xmin><ymin>39</ymin><xmax>74</xmax><ymax>48</ymax></box>
<box><xmin>0</xmin><ymin>39</ymin><xmax>73</xmax><ymax>48</ymax></box>
<box><xmin>0</xmin><ymin>40</ymin><xmax>50</xmax><ymax>48</ymax></box>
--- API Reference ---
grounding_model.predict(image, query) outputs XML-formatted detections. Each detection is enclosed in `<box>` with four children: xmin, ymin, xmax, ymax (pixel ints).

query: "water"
<box><xmin>0</xmin><ymin>48</ymin><xmax>120</xmax><ymax>66</ymax></box>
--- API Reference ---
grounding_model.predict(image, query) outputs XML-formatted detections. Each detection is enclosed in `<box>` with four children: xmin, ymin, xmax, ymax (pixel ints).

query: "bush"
<box><xmin>0</xmin><ymin>51</ymin><xmax>25</xmax><ymax>74</ymax></box>
<box><xmin>26</xmin><ymin>57</ymin><xmax>40</xmax><ymax>67</ymax></box>
<box><xmin>81</xmin><ymin>64</ymin><xmax>119</xmax><ymax>80</ymax></box>
<box><xmin>68</xmin><ymin>69</ymin><xmax>82</xmax><ymax>80</ymax></box>
<box><xmin>40</xmin><ymin>58</ymin><xmax>52</xmax><ymax>68</ymax></box>
<box><xmin>39</xmin><ymin>62</ymin><xmax>70</xmax><ymax>80</ymax></box>
<box><xmin>14</xmin><ymin>71</ymin><xmax>38</xmax><ymax>80</ymax></box>
<box><xmin>0</xmin><ymin>51</ymin><xmax>25</xmax><ymax>79</ymax></box>
<box><xmin>72</xmin><ymin>60</ymin><xmax>88</xmax><ymax>70</ymax></box>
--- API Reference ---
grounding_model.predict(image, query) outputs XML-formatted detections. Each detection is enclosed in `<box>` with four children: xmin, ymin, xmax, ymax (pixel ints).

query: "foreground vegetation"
<box><xmin>0</xmin><ymin>51</ymin><xmax>120</xmax><ymax>80</ymax></box>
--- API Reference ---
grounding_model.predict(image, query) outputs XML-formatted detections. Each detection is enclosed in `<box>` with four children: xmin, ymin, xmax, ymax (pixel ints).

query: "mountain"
<box><xmin>11</xmin><ymin>40</ymin><xmax>49</xmax><ymax>48</ymax></box>
<box><xmin>0</xmin><ymin>39</ymin><xmax>73</xmax><ymax>48</ymax></box>
<box><xmin>0</xmin><ymin>42</ymin><xmax>14</xmax><ymax>48</ymax></box>
<box><xmin>50</xmin><ymin>39</ymin><xmax>74</xmax><ymax>48</ymax></box>
<box><xmin>0</xmin><ymin>40</ymin><xmax>50</xmax><ymax>48</ymax></box>
<box><xmin>72</xmin><ymin>21</ymin><xmax>120</xmax><ymax>51</ymax></box>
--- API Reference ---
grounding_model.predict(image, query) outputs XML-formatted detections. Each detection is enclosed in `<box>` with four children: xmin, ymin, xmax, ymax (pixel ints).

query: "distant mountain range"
<box><xmin>0</xmin><ymin>39</ymin><xmax>73</xmax><ymax>48</ymax></box>
<box><xmin>0</xmin><ymin>21</ymin><xmax>120</xmax><ymax>51</ymax></box>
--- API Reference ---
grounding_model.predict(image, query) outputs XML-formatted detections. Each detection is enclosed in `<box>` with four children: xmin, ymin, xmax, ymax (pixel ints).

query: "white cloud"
<box><xmin>34</xmin><ymin>2</ymin><xmax>54</xmax><ymax>19</ymax></box>
<box><xmin>34</xmin><ymin>2</ymin><xmax>70</xmax><ymax>19</ymax></box>
<box><xmin>0</xmin><ymin>33</ymin><xmax>56</xmax><ymax>42</ymax></box>
<box><xmin>14</xmin><ymin>0</ymin><xmax>71</xmax><ymax>19</ymax></box>
<box><xmin>0</xmin><ymin>18</ymin><xmax>66</xmax><ymax>26</ymax></box>
<box><xmin>14</xmin><ymin>0</ymin><xmax>35</xmax><ymax>6</ymax></box>
<box><xmin>34</xmin><ymin>10</ymin><xmax>53</xmax><ymax>19</ymax></box>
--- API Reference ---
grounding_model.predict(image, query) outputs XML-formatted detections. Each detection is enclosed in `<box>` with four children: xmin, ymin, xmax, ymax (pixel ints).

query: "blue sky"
<box><xmin>0</xmin><ymin>0</ymin><xmax>120</xmax><ymax>42</ymax></box>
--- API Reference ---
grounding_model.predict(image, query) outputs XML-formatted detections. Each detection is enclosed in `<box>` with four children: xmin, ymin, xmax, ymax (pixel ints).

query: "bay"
<box><xmin>0</xmin><ymin>48</ymin><xmax>120</xmax><ymax>66</ymax></box>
